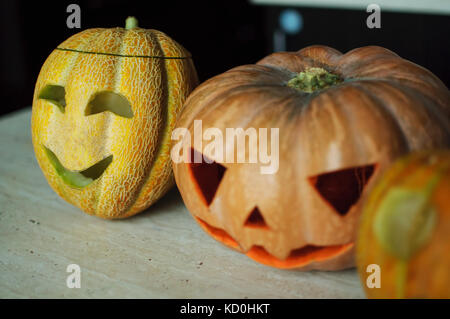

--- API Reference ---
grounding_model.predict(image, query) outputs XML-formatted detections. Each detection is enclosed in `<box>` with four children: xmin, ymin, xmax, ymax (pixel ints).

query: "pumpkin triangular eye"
<box><xmin>309</xmin><ymin>164</ymin><xmax>376</xmax><ymax>216</ymax></box>
<box><xmin>85</xmin><ymin>91</ymin><xmax>134</xmax><ymax>118</ymax></box>
<box><xmin>189</xmin><ymin>148</ymin><xmax>226</xmax><ymax>206</ymax></box>
<box><xmin>244</xmin><ymin>207</ymin><xmax>269</xmax><ymax>229</ymax></box>
<box><xmin>38</xmin><ymin>85</ymin><xmax>66</xmax><ymax>113</ymax></box>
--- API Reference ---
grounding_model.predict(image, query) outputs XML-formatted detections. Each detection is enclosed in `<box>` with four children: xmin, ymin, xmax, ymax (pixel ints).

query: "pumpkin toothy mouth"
<box><xmin>195</xmin><ymin>217</ymin><xmax>353</xmax><ymax>269</ymax></box>
<box><xmin>42</xmin><ymin>146</ymin><xmax>113</xmax><ymax>188</ymax></box>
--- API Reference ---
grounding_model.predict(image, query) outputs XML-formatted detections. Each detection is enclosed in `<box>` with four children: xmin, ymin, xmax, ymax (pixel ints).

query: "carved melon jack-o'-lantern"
<box><xmin>31</xmin><ymin>17</ymin><xmax>198</xmax><ymax>219</ymax></box>
<box><xmin>357</xmin><ymin>151</ymin><xmax>450</xmax><ymax>298</ymax></box>
<box><xmin>172</xmin><ymin>45</ymin><xmax>450</xmax><ymax>270</ymax></box>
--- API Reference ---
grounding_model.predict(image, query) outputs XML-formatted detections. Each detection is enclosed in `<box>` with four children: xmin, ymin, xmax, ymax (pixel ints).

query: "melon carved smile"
<box><xmin>43</xmin><ymin>145</ymin><xmax>113</xmax><ymax>188</ymax></box>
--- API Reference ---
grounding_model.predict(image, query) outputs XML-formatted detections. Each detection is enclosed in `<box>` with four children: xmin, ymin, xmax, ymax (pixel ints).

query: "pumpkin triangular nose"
<box><xmin>244</xmin><ymin>207</ymin><xmax>269</xmax><ymax>229</ymax></box>
<box><xmin>309</xmin><ymin>164</ymin><xmax>376</xmax><ymax>216</ymax></box>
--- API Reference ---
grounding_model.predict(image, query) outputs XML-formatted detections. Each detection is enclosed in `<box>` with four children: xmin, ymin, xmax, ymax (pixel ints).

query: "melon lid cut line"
<box><xmin>56</xmin><ymin>47</ymin><xmax>192</xmax><ymax>59</ymax></box>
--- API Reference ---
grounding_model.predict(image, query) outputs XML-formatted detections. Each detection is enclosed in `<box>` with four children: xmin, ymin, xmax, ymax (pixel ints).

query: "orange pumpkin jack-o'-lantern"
<box><xmin>31</xmin><ymin>17</ymin><xmax>198</xmax><ymax>218</ymax></box>
<box><xmin>172</xmin><ymin>45</ymin><xmax>450</xmax><ymax>270</ymax></box>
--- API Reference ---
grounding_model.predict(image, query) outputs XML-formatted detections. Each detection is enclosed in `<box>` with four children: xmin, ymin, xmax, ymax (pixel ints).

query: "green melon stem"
<box><xmin>125</xmin><ymin>16</ymin><xmax>138</xmax><ymax>29</ymax></box>
<box><xmin>287</xmin><ymin>67</ymin><xmax>342</xmax><ymax>93</ymax></box>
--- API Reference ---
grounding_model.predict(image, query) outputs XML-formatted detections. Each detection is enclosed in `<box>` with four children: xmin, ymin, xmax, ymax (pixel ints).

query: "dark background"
<box><xmin>1</xmin><ymin>0</ymin><xmax>449</xmax><ymax>116</ymax></box>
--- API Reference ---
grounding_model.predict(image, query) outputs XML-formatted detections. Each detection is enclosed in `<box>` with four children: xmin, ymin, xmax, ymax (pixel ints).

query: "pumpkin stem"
<box><xmin>287</xmin><ymin>67</ymin><xmax>342</xmax><ymax>93</ymax></box>
<box><xmin>125</xmin><ymin>16</ymin><xmax>138</xmax><ymax>29</ymax></box>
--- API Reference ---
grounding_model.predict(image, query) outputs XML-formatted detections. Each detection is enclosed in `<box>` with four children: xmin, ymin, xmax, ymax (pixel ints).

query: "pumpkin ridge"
<box><xmin>296</xmin><ymin>45</ymin><xmax>343</xmax><ymax>65</ymax></box>
<box><xmin>376</xmin><ymin>81</ymin><xmax>450</xmax><ymax>137</ymax></box>
<box><xmin>355</xmin><ymin>81</ymin><xmax>450</xmax><ymax>147</ymax></box>
<box><xmin>311</xmin><ymin>88</ymin><xmax>350</xmax><ymax>148</ymax></box>
<box><xmin>336</xmin><ymin>46</ymin><xmax>400</xmax><ymax>74</ymax></box>
<box><xmin>339</xmin><ymin>54</ymin><xmax>449</xmax><ymax>103</ymax></box>
<box><xmin>176</xmin><ymin>65</ymin><xmax>295</xmax><ymax>129</ymax></box>
<box><xmin>345</xmin><ymin>81</ymin><xmax>412</xmax><ymax>151</ymax></box>
<box><xmin>186</xmin><ymin>85</ymin><xmax>284</xmax><ymax>132</ymax></box>
<box><xmin>225</xmin><ymin>86</ymin><xmax>303</xmax><ymax>135</ymax></box>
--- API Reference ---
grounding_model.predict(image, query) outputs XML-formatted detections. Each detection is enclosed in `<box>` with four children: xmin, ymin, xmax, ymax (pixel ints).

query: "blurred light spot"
<box><xmin>279</xmin><ymin>9</ymin><xmax>303</xmax><ymax>35</ymax></box>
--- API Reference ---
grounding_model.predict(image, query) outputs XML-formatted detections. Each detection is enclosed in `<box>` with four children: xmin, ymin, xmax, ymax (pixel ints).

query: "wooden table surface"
<box><xmin>0</xmin><ymin>108</ymin><xmax>365</xmax><ymax>299</ymax></box>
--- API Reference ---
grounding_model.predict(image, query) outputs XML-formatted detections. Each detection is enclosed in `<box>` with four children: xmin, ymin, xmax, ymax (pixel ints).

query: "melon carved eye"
<box><xmin>38</xmin><ymin>84</ymin><xmax>66</xmax><ymax>113</ymax></box>
<box><xmin>85</xmin><ymin>91</ymin><xmax>134</xmax><ymax>118</ymax></box>
<box><xmin>309</xmin><ymin>164</ymin><xmax>376</xmax><ymax>216</ymax></box>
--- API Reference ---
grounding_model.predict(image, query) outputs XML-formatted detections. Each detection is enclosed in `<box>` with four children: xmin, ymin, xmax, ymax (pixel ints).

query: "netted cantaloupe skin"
<box><xmin>32</xmin><ymin>26</ymin><xmax>198</xmax><ymax>218</ymax></box>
